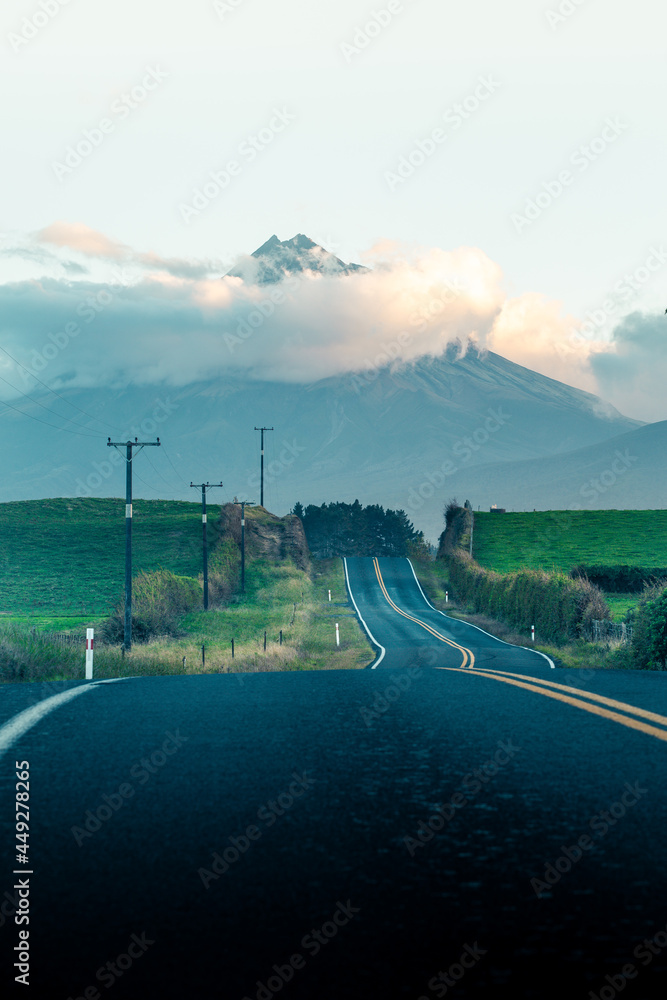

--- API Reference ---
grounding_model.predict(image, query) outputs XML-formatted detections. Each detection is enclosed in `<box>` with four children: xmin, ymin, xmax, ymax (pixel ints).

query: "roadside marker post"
<box><xmin>446</xmin><ymin>591</ymin><xmax>449</xmax><ymax>603</ymax></box>
<box><xmin>328</xmin><ymin>590</ymin><xmax>331</xmax><ymax>602</ymax></box>
<box><xmin>85</xmin><ymin>629</ymin><xmax>94</xmax><ymax>680</ymax></box>
<box><xmin>531</xmin><ymin>625</ymin><xmax>535</xmax><ymax>643</ymax></box>
<box><xmin>335</xmin><ymin>623</ymin><xmax>340</xmax><ymax>647</ymax></box>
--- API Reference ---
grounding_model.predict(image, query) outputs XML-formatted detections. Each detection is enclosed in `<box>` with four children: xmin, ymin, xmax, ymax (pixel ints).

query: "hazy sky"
<box><xmin>2</xmin><ymin>0</ymin><xmax>667</xmax><ymax>420</ymax></box>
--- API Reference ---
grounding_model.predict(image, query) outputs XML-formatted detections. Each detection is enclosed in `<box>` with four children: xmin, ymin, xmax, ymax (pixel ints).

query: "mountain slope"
<box><xmin>0</xmin><ymin>347</ymin><xmax>644</xmax><ymax>543</ymax></box>
<box><xmin>434</xmin><ymin>419</ymin><xmax>667</xmax><ymax>522</ymax></box>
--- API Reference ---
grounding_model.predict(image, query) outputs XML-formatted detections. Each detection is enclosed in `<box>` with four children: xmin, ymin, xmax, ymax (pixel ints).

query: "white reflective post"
<box><xmin>85</xmin><ymin>629</ymin><xmax>94</xmax><ymax>680</ymax></box>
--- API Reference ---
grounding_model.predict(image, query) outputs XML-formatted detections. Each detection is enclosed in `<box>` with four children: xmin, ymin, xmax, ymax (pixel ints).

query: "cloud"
<box><xmin>0</xmin><ymin>244</ymin><xmax>506</xmax><ymax>392</ymax></box>
<box><xmin>34</xmin><ymin>221</ymin><xmax>224</xmax><ymax>280</ymax></box>
<box><xmin>487</xmin><ymin>292</ymin><xmax>603</xmax><ymax>393</ymax></box>
<box><xmin>0</xmin><ymin>227</ymin><xmax>656</xmax><ymax>422</ymax></box>
<box><xmin>0</xmin><ymin>243</ymin><xmax>88</xmax><ymax>276</ymax></box>
<box><xmin>37</xmin><ymin>221</ymin><xmax>125</xmax><ymax>259</ymax></box>
<box><xmin>589</xmin><ymin>311</ymin><xmax>667</xmax><ymax>421</ymax></box>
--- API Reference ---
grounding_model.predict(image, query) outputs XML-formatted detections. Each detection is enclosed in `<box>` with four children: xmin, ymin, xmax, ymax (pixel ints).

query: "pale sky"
<box><xmin>2</xmin><ymin>0</ymin><xmax>667</xmax><ymax>420</ymax></box>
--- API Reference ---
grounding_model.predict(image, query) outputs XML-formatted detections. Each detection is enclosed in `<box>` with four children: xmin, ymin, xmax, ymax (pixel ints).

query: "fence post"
<box><xmin>202</xmin><ymin>644</ymin><xmax>205</xmax><ymax>668</ymax></box>
<box><xmin>264</xmin><ymin>631</ymin><xmax>267</xmax><ymax>652</ymax></box>
<box><xmin>279</xmin><ymin>630</ymin><xmax>283</xmax><ymax>645</ymax></box>
<box><xmin>231</xmin><ymin>638</ymin><xmax>234</xmax><ymax>659</ymax></box>
<box><xmin>85</xmin><ymin>629</ymin><xmax>94</xmax><ymax>680</ymax></box>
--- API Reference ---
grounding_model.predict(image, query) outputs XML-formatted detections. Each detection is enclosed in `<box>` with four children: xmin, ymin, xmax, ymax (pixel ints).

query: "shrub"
<box><xmin>438</xmin><ymin>501</ymin><xmax>471</xmax><ymax>557</ymax></box>
<box><xmin>100</xmin><ymin>569</ymin><xmax>202</xmax><ymax>644</ymax></box>
<box><xmin>627</xmin><ymin>583</ymin><xmax>667</xmax><ymax>669</ymax></box>
<box><xmin>208</xmin><ymin>538</ymin><xmax>241</xmax><ymax>604</ymax></box>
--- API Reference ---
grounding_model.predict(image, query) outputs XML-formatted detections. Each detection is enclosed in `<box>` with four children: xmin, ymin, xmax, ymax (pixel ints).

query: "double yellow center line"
<box><xmin>372</xmin><ymin>558</ymin><xmax>667</xmax><ymax>744</ymax></box>
<box><xmin>438</xmin><ymin>666</ymin><xmax>667</xmax><ymax>743</ymax></box>
<box><xmin>372</xmin><ymin>557</ymin><xmax>475</xmax><ymax>668</ymax></box>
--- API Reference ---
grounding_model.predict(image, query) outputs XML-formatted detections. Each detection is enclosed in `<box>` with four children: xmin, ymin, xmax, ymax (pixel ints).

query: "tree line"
<box><xmin>292</xmin><ymin>500</ymin><xmax>429</xmax><ymax>559</ymax></box>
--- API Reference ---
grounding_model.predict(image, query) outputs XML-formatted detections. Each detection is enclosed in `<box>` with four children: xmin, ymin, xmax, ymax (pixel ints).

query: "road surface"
<box><xmin>0</xmin><ymin>557</ymin><xmax>666</xmax><ymax>998</ymax></box>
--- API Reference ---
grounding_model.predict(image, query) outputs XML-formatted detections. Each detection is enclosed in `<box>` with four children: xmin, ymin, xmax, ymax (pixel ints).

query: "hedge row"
<box><xmin>570</xmin><ymin>564</ymin><xmax>667</xmax><ymax>594</ymax></box>
<box><xmin>447</xmin><ymin>552</ymin><xmax>610</xmax><ymax>643</ymax></box>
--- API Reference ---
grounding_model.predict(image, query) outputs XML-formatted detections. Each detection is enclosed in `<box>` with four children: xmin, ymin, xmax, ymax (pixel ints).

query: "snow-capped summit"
<box><xmin>226</xmin><ymin>234</ymin><xmax>368</xmax><ymax>284</ymax></box>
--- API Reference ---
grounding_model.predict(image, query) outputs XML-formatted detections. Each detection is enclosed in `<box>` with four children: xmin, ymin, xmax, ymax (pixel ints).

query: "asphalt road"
<box><xmin>344</xmin><ymin>555</ymin><xmax>555</xmax><ymax>671</ymax></box>
<box><xmin>1</xmin><ymin>557</ymin><xmax>666</xmax><ymax>999</ymax></box>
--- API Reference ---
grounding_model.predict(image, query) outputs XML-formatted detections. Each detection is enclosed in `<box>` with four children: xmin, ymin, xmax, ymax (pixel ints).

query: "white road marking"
<box><xmin>407</xmin><ymin>558</ymin><xmax>556</xmax><ymax>669</ymax></box>
<box><xmin>0</xmin><ymin>679</ymin><xmax>128</xmax><ymax>760</ymax></box>
<box><xmin>343</xmin><ymin>558</ymin><xmax>386</xmax><ymax>669</ymax></box>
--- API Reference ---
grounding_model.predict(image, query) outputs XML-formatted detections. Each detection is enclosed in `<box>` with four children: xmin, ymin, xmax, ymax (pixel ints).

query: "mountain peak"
<box><xmin>226</xmin><ymin>234</ymin><xmax>368</xmax><ymax>285</ymax></box>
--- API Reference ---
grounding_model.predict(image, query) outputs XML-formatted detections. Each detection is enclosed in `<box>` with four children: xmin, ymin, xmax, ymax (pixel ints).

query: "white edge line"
<box><xmin>343</xmin><ymin>558</ymin><xmax>386</xmax><ymax>669</ymax></box>
<box><xmin>406</xmin><ymin>559</ymin><xmax>556</xmax><ymax>669</ymax></box>
<box><xmin>0</xmin><ymin>677</ymin><xmax>129</xmax><ymax>760</ymax></box>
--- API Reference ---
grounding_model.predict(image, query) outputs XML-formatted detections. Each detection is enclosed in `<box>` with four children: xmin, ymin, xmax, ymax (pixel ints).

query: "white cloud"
<box><xmin>0</xmin><ymin>226</ymin><xmax>660</xmax><ymax>422</ymax></box>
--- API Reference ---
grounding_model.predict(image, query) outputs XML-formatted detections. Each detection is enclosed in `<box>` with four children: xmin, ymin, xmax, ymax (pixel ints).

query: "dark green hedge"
<box><xmin>448</xmin><ymin>553</ymin><xmax>610</xmax><ymax>643</ymax></box>
<box><xmin>570</xmin><ymin>564</ymin><xmax>667</xmax><ymax>594</ymax></box>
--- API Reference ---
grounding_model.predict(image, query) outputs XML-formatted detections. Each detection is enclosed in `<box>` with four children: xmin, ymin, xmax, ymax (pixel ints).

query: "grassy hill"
<box><xmin>470</xmin><ymin>510</ymin><xmax>667</xmax><ymax>574</ymax></box>
<box><xmin>0</xmin><ymin>498</ymin><xmax>210</xmax><ymax>621</ymax></box>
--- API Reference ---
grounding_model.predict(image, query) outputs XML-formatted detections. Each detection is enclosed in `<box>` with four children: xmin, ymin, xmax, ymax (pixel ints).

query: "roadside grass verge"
<box><xmin>0</xmin><ymin>558</ymin><xmax>374</xmax><ymax>683</ymax></box>
<box><xmin>409</xmin><ymin>558</ymin><xmax>451</xmax><ymax>606</ymax></box>
<box><xmin>443</xmin><ymin>609</ymin><xmax>622</xmax><ymax>669</ymax></box>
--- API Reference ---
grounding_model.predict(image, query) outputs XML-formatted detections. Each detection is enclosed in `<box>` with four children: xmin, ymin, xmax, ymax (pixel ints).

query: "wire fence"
<box><xmin>589</xmin><ymin>620</ymin><xmax>633</xmax><ymax>644</ymax></box>
<box><xmin>37</xmin><ymin>631</ymin><xmax>86</xmax><ymax>647</ymax></box>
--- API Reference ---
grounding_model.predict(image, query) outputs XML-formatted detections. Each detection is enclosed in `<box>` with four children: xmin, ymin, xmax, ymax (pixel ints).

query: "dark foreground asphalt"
<box><xmin>0</xmin><ymin>558</ymin><xmax>666</xmax><ymax>999</ymax></box>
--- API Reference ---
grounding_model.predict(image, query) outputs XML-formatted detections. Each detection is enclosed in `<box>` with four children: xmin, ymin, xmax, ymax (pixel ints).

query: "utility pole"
<box><xmin>254</xmin><ymin>426</ymin><xmax>274</xmax><ymax>507</ymax></box>
<box><xmin>190</xmin><ymin>482</ymin><xmax>223</xmax><ymax>610</ymax></box>
<box><xmin>235</xmin><ymin>500</ymin><xmax>255</xmax><ymax>593</ymax></box>
<box><xmin>107</xmin><ymin>437</ymin><xmax>161</xmax><ymax>651</ymax></box>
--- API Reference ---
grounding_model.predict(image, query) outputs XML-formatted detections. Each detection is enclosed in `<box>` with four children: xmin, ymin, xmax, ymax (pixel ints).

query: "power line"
<box><xmin>0</xmin><ymin>370</ymin><xmax>96</xmax><ymax>432</ymax></box>
<box><xmin>131</xmin><ymin>466</ymin><xmax>170</xmax><ymax>497</ymax></box>
<box><xmin>160</xmin><ymin>445</ymin><xmax>188</xmax><ymax>487</ymax></box>
<box><xmin>0</xmin><ymin>395</ymin><xmax>101</xmax><ymax>438</ymax></box>
<box><xmin>0</xmin><ymin>343</ymin><xmax>121</xmax><ymax>432</ymax></box>
<box><xmin>142</xmin><ymin>449</ymin><xmax>184</xmax><ymax>496</ymax></box>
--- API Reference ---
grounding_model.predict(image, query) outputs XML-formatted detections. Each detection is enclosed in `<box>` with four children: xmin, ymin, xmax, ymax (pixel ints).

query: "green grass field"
<box><xmin>471</xmin><ymin>510</ymin><xmax>667</xmax><ymax>574</ymax></box>
<box><xmin>464</xmin><ymin>509</ymin><xmax>667</xmax><ymax>626</ymax></box>
<box><xmin>0</xmin><ymin>498</ymin><xmax>207</xmax><ymax>621</ymax></box>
